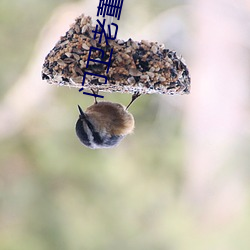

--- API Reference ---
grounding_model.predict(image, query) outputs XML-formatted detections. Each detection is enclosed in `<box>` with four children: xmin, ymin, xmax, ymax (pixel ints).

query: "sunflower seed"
<box><xmin>129</xmin><ymin>68</ymin><xmax>142</xmax><ymax>77</ymax></box>
<box><xmin>82</xmin><ymin>43</ymin><xmax>90</xmax><ymax>50</ymax></box>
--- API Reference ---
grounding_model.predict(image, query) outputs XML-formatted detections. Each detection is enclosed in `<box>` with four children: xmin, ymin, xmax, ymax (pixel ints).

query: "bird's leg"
<box><xmin>91</xmin><ymin>89</ymin><xmax>99</xmax><ymax>104</ymax></box>
<box><xmin>126</xmin><ymin>91</ymin><xmax>141</xmax><ymax>110</ymax></box>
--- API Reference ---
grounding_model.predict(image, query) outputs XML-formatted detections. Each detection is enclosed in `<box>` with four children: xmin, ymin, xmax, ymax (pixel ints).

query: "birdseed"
<box><xmin>42</xmin><ymin>14</ymin><xmax>191</xmax><ymax>95</ymax></box>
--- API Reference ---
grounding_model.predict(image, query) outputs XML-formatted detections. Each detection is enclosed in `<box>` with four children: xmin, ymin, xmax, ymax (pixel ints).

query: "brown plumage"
<box><xmin>75</xmin><ymin>101</ymin><xmax>135</xmax><ymax>149</ymax></box>
<box><xmin>85</xmin><ymin>101</ymin><xmax>134</xmax><ymax>136</ymax></box>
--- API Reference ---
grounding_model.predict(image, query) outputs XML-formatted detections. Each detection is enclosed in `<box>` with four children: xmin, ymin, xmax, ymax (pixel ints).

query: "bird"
<box><xmin>75</xmin><ymin>91</ymin><xmax>140</xmax><ymax>149</ymax></box>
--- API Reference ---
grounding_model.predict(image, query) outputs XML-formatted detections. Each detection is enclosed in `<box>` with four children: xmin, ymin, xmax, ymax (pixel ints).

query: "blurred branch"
<box><xmin>0</xmin><ymin>1</ymin><xmax>96</xmax><ymax>139</ymax></box>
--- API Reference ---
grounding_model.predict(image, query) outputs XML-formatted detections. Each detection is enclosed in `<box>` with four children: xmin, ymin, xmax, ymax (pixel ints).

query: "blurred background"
<box><xmin>1</xmin><ymin>0</ymin><xmax>250</xmax><ymax>249</ymax></box>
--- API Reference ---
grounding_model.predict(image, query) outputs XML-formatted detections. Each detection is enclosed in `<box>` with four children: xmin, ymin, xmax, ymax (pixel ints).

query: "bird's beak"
<box><xmin>77</xmin><ymin>105</ymin><xmax>86</xmax><ymax>119</ymax></box>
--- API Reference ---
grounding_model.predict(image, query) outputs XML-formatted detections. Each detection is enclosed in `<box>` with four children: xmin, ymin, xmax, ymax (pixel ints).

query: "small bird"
<box><xmin>75</xmin><ymin>92</ymin><xmax>140</xmax><ymax>149</ymax></box>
